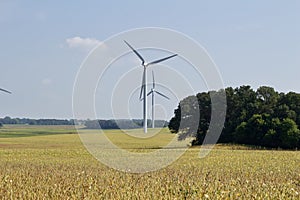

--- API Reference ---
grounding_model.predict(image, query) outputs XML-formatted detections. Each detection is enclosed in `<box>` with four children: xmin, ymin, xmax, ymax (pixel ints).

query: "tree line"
<box><xmin>0</xmin><ymin>117</ymin><xmax>75</xmax><ymax>126</ymax></box>
<box><xmin>84</xmin><ymin>119</ymin><xmax>168</xmax><ymax>129</ymax></box>
<box><xmin>169</xmin><ymin>85</ymin><xmax>300</xmax><ymax>149</ymax></box>
<box><xmin>0</xmin><ymin>117</ymin><xmax>168</xmax><ymax>130</ymax></box>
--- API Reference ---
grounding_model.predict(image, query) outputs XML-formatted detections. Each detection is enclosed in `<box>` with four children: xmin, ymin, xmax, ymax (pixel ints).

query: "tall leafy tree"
<box><xmin>169</xmin><ymin>85</ymin><xmax>300</xmax><ymax>149</ymax></box>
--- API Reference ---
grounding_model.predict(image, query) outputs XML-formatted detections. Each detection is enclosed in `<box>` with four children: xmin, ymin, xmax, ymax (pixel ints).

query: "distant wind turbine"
<box><xmin>0</xmin><ymin>88</ymin><xmax>11</xmax><ymax>94</ymax></box>
<box><xmin>147</xmin><ymin>71</ymin><xmax>169</xmax><ymax>128</ymax></box>
<box><xmin>124</xmin><ymin>40</ymin><xmax>177</xmax><ymax>133</ymax></box>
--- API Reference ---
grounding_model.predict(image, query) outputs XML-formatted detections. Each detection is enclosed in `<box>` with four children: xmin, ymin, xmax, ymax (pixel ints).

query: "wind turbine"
<box><xmin>147</xmin><ymin>71</ymin><xmax>169</xmax><ymax>128</ymax></box>
<box><xmin>124</xmin><ymin>40</ymin><xmax>177</xmax><ymax>133</ymax></box>
<box><xmin>0</xmin><ymin>88</ymin><xmax>11</xmax><ymax>94</ymax></box>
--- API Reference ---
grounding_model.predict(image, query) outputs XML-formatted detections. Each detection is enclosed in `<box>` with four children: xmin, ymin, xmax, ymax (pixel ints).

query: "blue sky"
<box><xmin>0</xmin><ymin>1</ymin><xmax>299</xmax><ymax>119</ymax></box>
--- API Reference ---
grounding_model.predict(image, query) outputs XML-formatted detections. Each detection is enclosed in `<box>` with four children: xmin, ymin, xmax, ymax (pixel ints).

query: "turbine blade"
<box><xmin>139</xmin><ymin>85</ymin><xmax>144</xmax><ymax>101</ymax></box>
<box><xmin>155</xmin><ymin>91</ymin><xmax>170</xmax><ymax>100</ymax></box>
<box><xmin>139</xmin><ymin>70</ymin><xmax>145</xmax><ymax>100</ymax></box>
<box><xmin>147</xmin><ymin>54</ymin><xmax>177</xmax><ymax>66</ymax></box>
<box><xmin>0</xmin><ymin>88</ymin><xmax>11</xmax><ymax>94</ymax></box>
<box><xmin>124</xmin><ymin>40</ymin><xmax>145</xmax><ymax>65</ymax></box>
<box><xmin>152</xmin><ymin>71</ymin><xmax>155</xmax><ymax>89</ymax></box>
<box><xmin>147</xmin><ymin>91</ymin><xmax>153</xmax><ymax>96</ymax></box>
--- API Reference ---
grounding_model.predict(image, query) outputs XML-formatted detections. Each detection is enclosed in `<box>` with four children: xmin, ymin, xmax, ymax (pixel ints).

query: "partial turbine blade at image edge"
<box><xmin>0</xmin><ymin>88</ymin><xmax>11</xmax><ymax>94</ymax></box>
<box><xmin>147</xmin><ymin>54</ymin><xmax>177</xmax><ymax>66</ymax></box>
<box><xmin>124</xmin><ymin>40</ymin><xmax>145</xmax><ymax>65</ymax></box>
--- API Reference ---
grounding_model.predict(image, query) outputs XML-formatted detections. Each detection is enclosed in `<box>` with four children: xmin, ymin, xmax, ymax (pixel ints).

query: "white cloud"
<box><xmin>42</xmin><ymin>78</ymin><xmax>52</xmax><ymax>85</ymax></box>
<box><xmin>66</xmin><ymin>36</ymin><xmax>102</xmax><ymax>51</ymax></box>
<box><xmin>35</xmin><ymin>11</ymin><xmax>47</xmax><ymax>22</ymax></box>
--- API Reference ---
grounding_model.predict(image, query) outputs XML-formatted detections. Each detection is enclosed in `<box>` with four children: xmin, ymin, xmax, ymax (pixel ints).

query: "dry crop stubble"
<box><xmin>0</xmin><ymin>126</ymin><xmax>299</xmax><ymax>199</ymax></box>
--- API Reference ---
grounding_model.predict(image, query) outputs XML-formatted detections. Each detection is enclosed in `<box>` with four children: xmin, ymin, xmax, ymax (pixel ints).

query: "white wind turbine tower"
<box><xmin>124</xmin><ymin>40</ymin><xmax>177</xmax><ymax>133</ymax></box>
<box><xmin>147</xmin><ymin>71</ymin><xmax>169</xmax><ymax>128</ymax></box>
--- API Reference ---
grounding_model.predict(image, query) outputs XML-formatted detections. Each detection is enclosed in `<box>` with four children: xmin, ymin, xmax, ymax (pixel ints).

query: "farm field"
<box><xmin>0</xmin><ymin>125</ymin><xmax>299</xmax><ymax>199</ymax></box>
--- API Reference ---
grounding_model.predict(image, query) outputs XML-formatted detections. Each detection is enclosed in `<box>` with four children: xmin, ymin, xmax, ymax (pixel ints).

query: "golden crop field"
<box><xmin>0</xmin><ymin>125</ymin><xmax>299</xmax><ymax>199</ymax></box>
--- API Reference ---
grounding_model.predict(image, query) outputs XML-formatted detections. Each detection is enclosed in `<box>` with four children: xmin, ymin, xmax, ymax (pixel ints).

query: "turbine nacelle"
<box><xmin>124</xmin><ymin>40</ymin><xmax>177</xmax><ymax>68</ymax></box>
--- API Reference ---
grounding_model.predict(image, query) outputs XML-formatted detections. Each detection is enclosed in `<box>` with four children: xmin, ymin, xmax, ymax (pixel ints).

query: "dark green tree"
<box><xmin>256</xmin><ymin>86</ymin><xmax>279</xmax><ymax>115</ymax></box>
<box><xmin>169</xmin><ymin>85</ymin><xmax>300</xmax><ymax>149</ymax></box>
<box><xmin>277</xmin><ymin>118</ymin><xmax>300</xmax><ymax>149</ymax></box>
